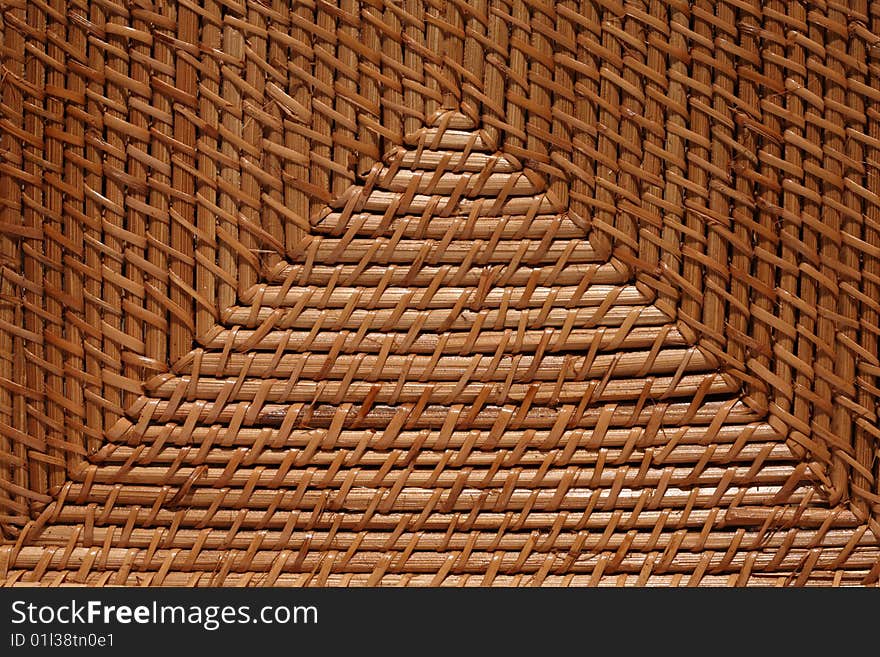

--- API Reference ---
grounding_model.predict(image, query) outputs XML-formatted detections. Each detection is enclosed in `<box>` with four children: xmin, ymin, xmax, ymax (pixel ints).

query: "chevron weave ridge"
<box><xmin>1</xmin><ymin>0</ymin><xmax>879</xmax><ymax>586</ymax></box>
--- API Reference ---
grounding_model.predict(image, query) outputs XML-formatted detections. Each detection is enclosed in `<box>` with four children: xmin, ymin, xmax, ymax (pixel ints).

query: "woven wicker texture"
<box><xmin>1</xmin><ymin>0</ymin><xmax>879</xmax><ymax>586</ymax></box>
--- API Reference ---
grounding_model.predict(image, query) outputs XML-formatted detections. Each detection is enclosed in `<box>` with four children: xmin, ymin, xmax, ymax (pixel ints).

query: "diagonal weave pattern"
<box><xmin>0</xmin><ymin>0</ymin><xmax>879</xmax><ymax>586</ymax></box>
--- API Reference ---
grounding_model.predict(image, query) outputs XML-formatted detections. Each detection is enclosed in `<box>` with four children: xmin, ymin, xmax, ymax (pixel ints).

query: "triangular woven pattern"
<box><xmin>1</xmin><ymin>0</ymin><xmax>879</xmax><ymax>586</ymax></box>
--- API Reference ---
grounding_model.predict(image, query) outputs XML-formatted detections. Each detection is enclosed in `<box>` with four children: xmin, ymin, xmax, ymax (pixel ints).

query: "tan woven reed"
<box><xmin>1</xmin><ymin>0</ymin><xmax>879</xmax><ymax>587</ymax></box>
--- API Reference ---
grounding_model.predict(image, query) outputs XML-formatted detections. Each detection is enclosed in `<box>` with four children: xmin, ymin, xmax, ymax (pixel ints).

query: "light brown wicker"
<box><xmin>0</xmin><ymin>0</ymin><xmax>879</xmax><ymax>587</ymax></box>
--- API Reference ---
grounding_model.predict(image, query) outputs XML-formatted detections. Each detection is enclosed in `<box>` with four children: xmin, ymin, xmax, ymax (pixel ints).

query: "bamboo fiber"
<box><xmin>1</xmin><ymin>0</ymin><xmax>879</xmax><ymax>587</ymax></box>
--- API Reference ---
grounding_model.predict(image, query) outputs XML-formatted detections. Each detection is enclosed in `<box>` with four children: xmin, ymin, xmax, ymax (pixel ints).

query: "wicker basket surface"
<box><xmin>1</xmin><ymin>0</ymin><xmax>879</xmax><ymax>586</ymax></box>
